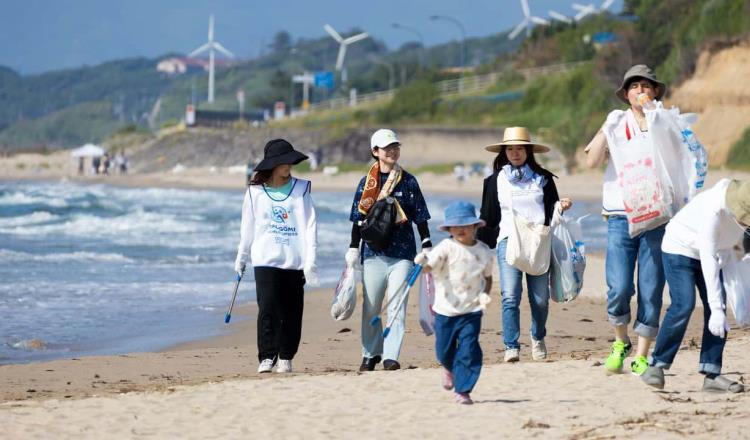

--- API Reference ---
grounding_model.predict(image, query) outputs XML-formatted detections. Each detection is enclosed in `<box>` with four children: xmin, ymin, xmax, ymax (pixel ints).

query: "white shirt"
<box><xmin>662</xmin><ymin>179</ymin><xmax>745</xmax><ymax>309</ymax></box>
<box><xmin>424</xmin><ymin>238</ymin><xmax>494</xmax><ymax>317</ymax></box>
<box><xmin>496</xmin><ymin>169</ymin><xmax>545</xmax><ymax>243</ymax></box>
<box><xmin>236</xmin><ymin>178</ymin><xmax>317</xmax><ymax>270</ymax></box>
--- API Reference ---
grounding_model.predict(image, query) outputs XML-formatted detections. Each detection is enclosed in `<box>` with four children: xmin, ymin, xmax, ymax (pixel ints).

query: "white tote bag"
<box><xmin>500</xmin><ymin>175</ymin><xmax>551</xmax><ymax>276</ymax></box>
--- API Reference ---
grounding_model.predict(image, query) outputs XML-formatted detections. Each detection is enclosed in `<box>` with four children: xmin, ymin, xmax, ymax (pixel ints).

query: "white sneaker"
<box><xmin>258</xmin><ymin>358</ymin><xmax>275</xmax><ymax>373</ymax></box>
<box><xmin>276</xmin><ymin>359</ymin><xmax>292</xmax><ymax>373</ymax></box>
<box><xmin>504</xmin><ymin>348</ymin><xmax>520</xmax><ymax>363</ymax></box>
<box><xmin>532</xmin><ymin>338</ymin><xmax>547</xmax><ymax>361</ymax></box>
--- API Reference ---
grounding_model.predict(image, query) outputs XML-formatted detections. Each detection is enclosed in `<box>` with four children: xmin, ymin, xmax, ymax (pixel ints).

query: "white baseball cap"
<box><xmin>370</xmin><ymin>128</ymin><xmax>401</xmax><ymax>150</ymax></box>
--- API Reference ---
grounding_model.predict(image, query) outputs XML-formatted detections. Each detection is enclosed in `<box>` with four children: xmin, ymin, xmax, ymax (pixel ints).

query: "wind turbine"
<box><xmin>189</xmin><ymin>15</ymin><xmax>235</xmax><ymax>103</ymax></box>
<box><xmin>508</xmin><ymin>0</ymin><xmax>550</xmax><ymax>40</ymax></box>
<box><xmin>600</xmin><ymin>0</ymin><xmax>615</xmax><ymax>12</ymax></box>
<box><xmin>323</xmin><ymin>24</ymin><xmax>368</xmax><ymax>84</ymax></box>
<box><xmin>548</xmin><ymin>10</ymin><xmax>572</xmax><ymax>24</ymax></box>
<box><xmin>572</xmin><ymin>3</ymin><xmax>598</xmax><ymax>21</ymax></box>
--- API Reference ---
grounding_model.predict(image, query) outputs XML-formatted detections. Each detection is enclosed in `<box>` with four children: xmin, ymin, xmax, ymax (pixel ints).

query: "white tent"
<box><xmin>70</xmin><ymin>143</ymin><xmax>104</xmax><ymax>158</ymax></box>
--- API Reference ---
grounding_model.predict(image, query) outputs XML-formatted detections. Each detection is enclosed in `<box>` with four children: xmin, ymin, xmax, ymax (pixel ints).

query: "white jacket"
<box><xmin>235</xmin><ymin>178</ymin><xmax>317</xmax><ymax>271</ymax></box>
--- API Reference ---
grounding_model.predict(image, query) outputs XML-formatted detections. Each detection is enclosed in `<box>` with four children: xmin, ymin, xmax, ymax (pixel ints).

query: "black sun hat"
<box><xmin>254</xmin><ymin>139</ymin><xmax>308</xmax><ymax>172</ymax></box>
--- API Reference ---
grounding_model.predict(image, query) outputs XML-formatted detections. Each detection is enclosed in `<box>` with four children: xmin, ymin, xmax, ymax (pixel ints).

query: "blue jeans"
<box><xmin>605</xmin><ymin>215</ymin><xmax>665</xmax><ymax>338</ymax></box>
<box><xmin>361</xmin><ymin>256</ymin><xmax>413</xmax><ymax>361</ymax></box>
<box><xmin>497</xmin><ymin>238</ymin><xmax>550</xmax><ymax>349</ymax></box>
<box><xmin>651</xmin><ymin>252</ymin><xmax>727</xmax><ymax>375</ymax></box>
<box><xmin>434</xmin><ymin>311</ymin><xmax>483</xmax><ymax>393</ymax></box>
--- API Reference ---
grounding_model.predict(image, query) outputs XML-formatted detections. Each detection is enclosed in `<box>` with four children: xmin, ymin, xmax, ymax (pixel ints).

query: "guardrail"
<box><xmin>304</xmin><ymin>61</ymin><xmax>588</xmax><ymax>113</ymax></box>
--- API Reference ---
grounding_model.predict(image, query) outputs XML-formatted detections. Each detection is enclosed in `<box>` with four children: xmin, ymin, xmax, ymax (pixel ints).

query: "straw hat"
<box><xmin>727</xmin><ymin>180</ymin><xmax>750</xmax><ymax>225</ymax></box>
<box><xmin>615</xmin><ymin>64</ymin><xmax>667</xmax><ymax>104</ymax></box>
<box><xmin>484</xmin><ymin>127</ymin><xmax>551</xmax><ymax>154</ymax></box>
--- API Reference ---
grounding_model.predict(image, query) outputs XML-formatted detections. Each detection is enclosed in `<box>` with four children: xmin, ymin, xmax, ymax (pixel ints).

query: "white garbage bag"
<box><xmin>549</xmin><ymin>206</ymin><xmax>587</xmax><ymax>303</ymax></box>
<box><xmin>331</xmin><ymin>265</ymin><xmax>358</xmax><ymax>321</ymax></box>
<box><xmin>418</xmin><ymin>273</ymin><xmax>436</xmax><ymax>336</ymax></box>
<box><xmin>723</xmin><ymin>253</ymin><xmax>750</xmax><ymax>328</ymax></box>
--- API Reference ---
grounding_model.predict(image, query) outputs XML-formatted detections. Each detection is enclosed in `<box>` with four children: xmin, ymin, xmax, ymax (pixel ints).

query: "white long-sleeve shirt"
<box><xmin>662</xmin><ymin>179</ymin><xmax>745</xmax><ymax>310</ymax></box>
<box><xmin>235</xmin><ymin>178</ymin><xmax>317</xmax><ymax>271</ymax></box>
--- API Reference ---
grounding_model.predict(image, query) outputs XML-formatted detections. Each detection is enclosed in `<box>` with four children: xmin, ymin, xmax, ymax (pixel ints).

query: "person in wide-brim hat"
<box><xmin>615</xmin><ymin>64</ymin><xmax>667</xmax><ymax>104</ymax></box>
<box><xmin>254</xmin><ymin>139</ymin><xmax>308</xmax><ymax>172</ymax></box>
<box><xmin>484</xmin><ymin>126</ymin><xmax>551</xmax><ymax>154</ymax></box>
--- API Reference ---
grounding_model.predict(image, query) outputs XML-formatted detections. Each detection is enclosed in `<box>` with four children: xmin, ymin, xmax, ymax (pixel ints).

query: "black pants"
<box><xmin>254</xmin><ymin>266</ymin><xmax>305</xmax><ymax>361</ymax></box>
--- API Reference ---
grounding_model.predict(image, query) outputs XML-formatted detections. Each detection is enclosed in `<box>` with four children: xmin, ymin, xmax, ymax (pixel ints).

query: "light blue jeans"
<box><xmin>361</xmin><ymin>256</ymin><xmax>414</xmax><ymax>360</ymax></box>
<box><xmin>497</xmin><ymin>238</ymin><xmax>550</xmax><ymax>350</ymax></box>
<box><xmin>605</xmin><ymin>215</ymin><xmax>665</xmax><ymax>338</ymax></box>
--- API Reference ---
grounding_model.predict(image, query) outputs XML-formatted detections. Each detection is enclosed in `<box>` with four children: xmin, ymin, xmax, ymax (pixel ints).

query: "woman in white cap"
<box><xmin>478</xmin><ymin>126</ymin><xmax>572</xmax><ymax>363</ymax></box>
<box><xmin>585</xmin><ymin>64</ymin><xmax>672</xmax><ymax>377</ymax></box>
<box><xmin>346</xmin><ymin>128</ymin><xmax>432</xmax><ymax>372</ymax></box>
<box><xmin>234</xmin><ymin>139</ymin><xmax>318</xmax><ymax>374</ymax></box>
<box><xmin>641</xmin><ymin>179</ymin><xmax>748</xmax><ymax>393</ymax></box>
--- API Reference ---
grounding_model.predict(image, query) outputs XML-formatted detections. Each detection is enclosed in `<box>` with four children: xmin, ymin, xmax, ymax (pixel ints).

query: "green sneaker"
<box><xmin>630</xmin><ymin>355</ymin><xmax>649</xmax><ymax>376</ymax></box>
<box><xmin>604</xmin><ymin>340</ymin><xmax>632</xmax><ymax>374</ymax></box>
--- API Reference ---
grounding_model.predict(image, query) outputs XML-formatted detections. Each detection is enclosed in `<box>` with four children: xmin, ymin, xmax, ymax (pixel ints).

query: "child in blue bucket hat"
<box><xmin>414</xmin><ymin>201</ymin><xmax>494</xmax><ymax>404</ymax></box>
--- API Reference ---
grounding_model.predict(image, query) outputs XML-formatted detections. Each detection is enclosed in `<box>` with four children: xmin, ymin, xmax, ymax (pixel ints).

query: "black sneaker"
<box><xmin>383</xmin><ymin>359</ymin><xmax>401</xmax><ymax>370</ymax></box>
<box><xmin>359</xmin><ymin>355</ymin><xmax>382</xmax><ymax>372</ymax></box>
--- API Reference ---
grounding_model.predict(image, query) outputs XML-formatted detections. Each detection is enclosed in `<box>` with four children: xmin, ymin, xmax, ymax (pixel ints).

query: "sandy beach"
<box><xmin>2</xmin><ymin>155</ymin><xmax>750</xmax><ymax>438</ymax></box>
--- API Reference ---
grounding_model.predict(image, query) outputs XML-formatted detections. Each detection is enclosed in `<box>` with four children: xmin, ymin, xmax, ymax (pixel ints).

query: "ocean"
<box><xmin>0</xmin><ymin>180</ymin><xmax>606</xmax><ymax>364</ymax></box>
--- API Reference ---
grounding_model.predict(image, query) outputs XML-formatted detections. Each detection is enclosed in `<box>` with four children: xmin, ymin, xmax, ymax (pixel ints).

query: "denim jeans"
<box><xmin>605</xmin><ymin>215</ymin><xmax>665</xmax><ymax>338</ymax></box>
<box><xmin>361</xmin><ymin>256</ymin><xmax>414</xmax><ymax>360</ymax></box>
<box><xmin>651</xmin><ymin>252</ymin><xmax>727</xmax><ymax>375</ymax></box>
<box><xmin>497</xmin><ymin>238</ymin><xmax>550</xmax><ymax>349</ymax></box>
<box><xmin>435</xmin><ymin>311</ymin><xmax>483</xmax><ymax>394</ymax></box>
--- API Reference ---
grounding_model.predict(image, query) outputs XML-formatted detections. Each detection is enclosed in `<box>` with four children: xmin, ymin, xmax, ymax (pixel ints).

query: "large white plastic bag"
<box><xmin>331</xmin><ymin>265</ymin><xmax>358</xmax><ymax>321</ymax></box>
<box><xmin>549</xmin><ymin>209</ymin><xmax>587</xmax><ymax>303</ymax></box>
<box><xmin>418</xmin><ymin>273</ymin><xmax>436</xmax><ymax>336</ymax></box>
<box><xmin>608</xmin><ymin>134</ymin><xmax>673</xmax><ymax>237</ymax></box>
<box><xmin>647</xmin><ymin>107</ymin><xmax>708</xmax><ymax>213</ymax></box>
<box><xmin>723</xmin><ymin>254</ymin><xmax>750</xmax><ymax>328</ymax></box>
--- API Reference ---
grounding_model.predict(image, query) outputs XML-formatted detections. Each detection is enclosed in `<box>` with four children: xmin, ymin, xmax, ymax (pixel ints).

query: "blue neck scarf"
<box><xmin>502</xmin><ymin>164</ymin><xmax>547</xmax><ymax>187</ymax></box>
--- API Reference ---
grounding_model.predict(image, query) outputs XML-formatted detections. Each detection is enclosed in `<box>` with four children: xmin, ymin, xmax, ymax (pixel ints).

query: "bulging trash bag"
<box><xmin>647</xmin><ymin>107</ymin><xmax>708</xmax><ymax>213</ymax></box>
<box><xmin>723</xmin><ymin>253</ymin><xmax>750</xmax><ymax>328</ymax></box>
<box><xmin>331</xmin><ymin>265</ymin><xmax>358</xmax><ymax>321</ymax></box>
<box><xmin>418</xmin><ymin>273</ymin><xmax>436</xmax><ymax>336</ymax></box>
<box><xmin>549</xmin><ymin>206</ymin><xmax>587</xmax><ymax>303</ymax></box>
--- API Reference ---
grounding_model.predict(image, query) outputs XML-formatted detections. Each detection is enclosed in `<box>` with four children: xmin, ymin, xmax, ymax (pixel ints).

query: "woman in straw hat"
<box><xmin>478</xmin><ymin>126</ymin><xmax>572</xmax><ymax>363</ymax></box>
<box><xmin>234</xmin><ymin>139</ymin><xmax>318</xmax><ymax>374</ymax></box>
<box><xmin>585</xmin><ymin>64</ymin><xmax>671</xmax><ymax>377</ymax></box>
<box><xmin>641</xmin><ymin>179</ymin><xmax>749</xmax><ymax>393</ymax></box>
<box><xmin>346</xmin><ymin>128</ymin><xmax>432</xmax><ymax>372</ymax></box>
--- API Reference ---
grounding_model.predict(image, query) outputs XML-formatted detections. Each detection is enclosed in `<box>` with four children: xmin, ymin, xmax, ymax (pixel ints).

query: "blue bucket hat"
<box><xmin>439</xmin><ymin>201</ymin><xmax>486</xmax><ymax>232</ymax></box>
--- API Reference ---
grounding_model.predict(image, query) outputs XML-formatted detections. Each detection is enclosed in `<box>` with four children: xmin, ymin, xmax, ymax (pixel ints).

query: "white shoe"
<box><xmin>276</xmin><ymin>359</ymin><xmax>292</xmax><ymax>373</ymax></box>
<box><xmin>504</xmin><ymin>348</ymin><xmax>520</xmax><ymax>363</ymax></box>
<box><xmin>532</xmin><ymin>338</ymin><xmax>547</xmax><ymax>361</ymax></box>
<box><xmin>258</xmin><ymin>358</ymin><xmax>275</xmax><ymax>373</ymax></box>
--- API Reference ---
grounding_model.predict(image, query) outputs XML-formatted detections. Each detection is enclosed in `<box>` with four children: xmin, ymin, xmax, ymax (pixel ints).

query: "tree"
<box><xmin>270</xmin><ymin>31</ymin><xmax>292</xmax><ymax>53</ymax></box>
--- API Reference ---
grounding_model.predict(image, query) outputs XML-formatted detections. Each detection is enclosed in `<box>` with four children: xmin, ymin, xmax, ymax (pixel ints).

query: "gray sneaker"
<box><xmin>641</xmin><ymin>366</ymin><xmax>665</xmax><ymax>389</ymax></box>
<box><xmin>703</xmin><ymin>375</ymin><xmax>744</xmax><ymax>393</ymax></box>
<box><xmin>504</xmin><ymin>348</ymin><xmax>520</xmax><ymax>363</ymax></box>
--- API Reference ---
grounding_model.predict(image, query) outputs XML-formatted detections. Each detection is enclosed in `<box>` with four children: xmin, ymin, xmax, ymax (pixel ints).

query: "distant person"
<box><xmin>308</xmin><ymin>150</ymin><xmax>319</xmax><ymax>171</ymax></box>
<box><xmin>414</xmin><ymin>201</ymin><xmax>493</xmax><ymax>405</ymax></box>
<box><xmin>100</xmin><ymin>153</ymin><xmax>110</xmax><ymax>175</ymax></box>
<box><xmin>77</xmin><ymin>157</ymin><xmax>85</xmax><ymax>176</ymax></box>
<box><xmin>478</xmin><ymin>127</ymin><xmax>572</xmax><ymax>363</ymax></box>
<box><xmin>120</xmin><ymin>151</ymin><xmax>129</xmax><ymax>174</ymax></box>
<box><xmin>234</xmin><ymin>139</ymin><xmax>318</xmax><ymax>374</ymax></box>
<box><xmin>92</xmin><ymin>156</ymin><xmax>101</xmax><ymax>175</ymax></box>
<box><xmin>346</xmin><ymin>128</ymin><xmax>432</xmax><ymax>372</ymax></box>
<box><xmin>453</xmin><ymin>163</ymin><xmax>467</xmax><ymax>185</ymax></box>
<box><xmin>585</xmin><ymin>64</ymin><xmax>674</xmax><ymax>376</ymax></box>
<box><xmin>114</xmin><ymin>151</ymin><xmax>125</xmax><ymax>174</ymax></box>
<box><xmin>641</xmin><ymin>179</ymin><xmax>748</xmax><ymax>393</ymax></box>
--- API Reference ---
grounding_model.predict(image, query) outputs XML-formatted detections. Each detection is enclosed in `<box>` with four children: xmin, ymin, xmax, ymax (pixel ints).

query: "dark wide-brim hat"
<box><xmin>254</xmin><ymin>139</ymin><xmax>308</xmax><ymax>172</ymax></box>
<box><xmin>615</xmin><ymin>64</ymin><xmax>667</xmax><ymax>104</ymax></box>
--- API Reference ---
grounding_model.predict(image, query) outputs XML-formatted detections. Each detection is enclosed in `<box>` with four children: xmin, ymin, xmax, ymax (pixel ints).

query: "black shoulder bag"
<box><xmin>360</xmin><ymin>196</ymin><xmax>396</xmax><ymax>252</ymax></box>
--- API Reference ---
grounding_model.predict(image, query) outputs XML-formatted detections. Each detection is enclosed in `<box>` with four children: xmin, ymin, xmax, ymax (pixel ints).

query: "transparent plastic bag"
<box><xmin>330</xmin><ymin>265</ymin><xmax>358</xmax><ymax>321</ymax></box>
<box><xmin>549</xmin><ymin>207</ymin><xmax>587</xmax><ymax>303</ymax></box>
<box><xmin>723</xmin><ymin>253</ymin><xmax>750</xmax><ymax>328</ymax></box>
<box><xmin>418</xmin><ymin>273</ymin><xmax>436</xmax><ymax>336</ymax></box>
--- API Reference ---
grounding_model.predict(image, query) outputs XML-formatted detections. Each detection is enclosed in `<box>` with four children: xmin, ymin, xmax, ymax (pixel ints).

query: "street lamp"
<box><xmin>368</xmin><ymin>54</ymin><xmax>396</xmax><ymax>90</ymax></box>
<box><xmin>391</xmin><ymin>22</ymin><xmax>425</xmax><ymax>69</ymax></box>
<box><xmin>429</xmin><ymin>15</ymin><xmax>466</xmax><ymax>72</ymax></box>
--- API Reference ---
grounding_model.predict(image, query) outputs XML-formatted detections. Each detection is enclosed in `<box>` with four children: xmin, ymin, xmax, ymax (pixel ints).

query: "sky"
<box><xmin>1</xmin><ymin>0</ymin><xmax>623</xmax><ymax>74</ymax></box>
